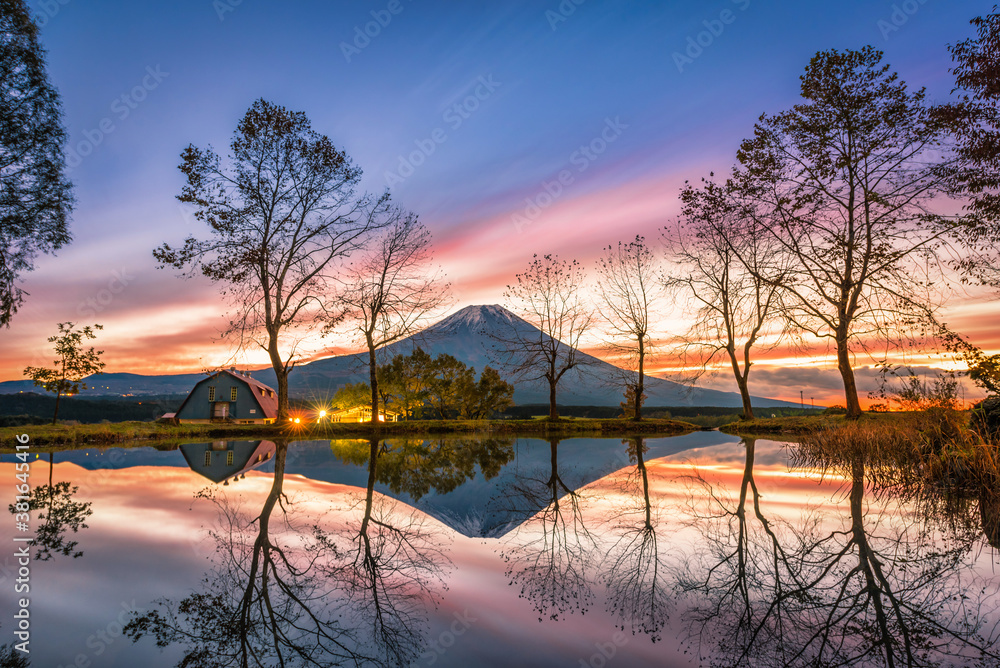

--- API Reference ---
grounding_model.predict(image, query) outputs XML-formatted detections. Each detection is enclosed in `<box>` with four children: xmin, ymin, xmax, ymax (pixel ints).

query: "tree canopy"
<box><xmin>0</xmin><ymin>0</ymin><xmax>74</xmax><ymax>326</ymax></box>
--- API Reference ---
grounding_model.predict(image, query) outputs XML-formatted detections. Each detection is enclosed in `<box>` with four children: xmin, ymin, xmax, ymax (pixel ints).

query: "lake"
<box><xmin>1</xmin><ymin>432</ymin><xmax>998</xmax><ymax>667</ymax></box>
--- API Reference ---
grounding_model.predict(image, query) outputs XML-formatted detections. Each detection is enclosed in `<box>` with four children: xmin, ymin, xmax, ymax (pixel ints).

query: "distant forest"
<box><xmin>0</xmin><ymin>392</ymin><xmax>822</xmax><ymax>426</ymax></box>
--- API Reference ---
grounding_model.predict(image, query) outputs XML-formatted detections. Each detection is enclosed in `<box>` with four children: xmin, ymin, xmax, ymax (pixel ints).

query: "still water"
<box><xmin>1</xmin><ymin>432</ymin><xmax>998</xmax><ymax>668</ymax></box>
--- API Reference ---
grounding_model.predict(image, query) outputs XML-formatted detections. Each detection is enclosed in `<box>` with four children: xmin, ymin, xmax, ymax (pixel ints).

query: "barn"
<box><xmin>174</xmin><ymin>368</ymin><xmax>278</xmax><ymax>424</ymax></box>
<box><xmin>179</xmin><ymin>440</ymin><xmax>276</xmax><ymax>484</ymax></box>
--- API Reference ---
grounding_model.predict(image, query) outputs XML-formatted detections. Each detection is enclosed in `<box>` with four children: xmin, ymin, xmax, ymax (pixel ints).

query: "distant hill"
<box><xmin>0</xmin><ymin>305</ymin><xmax>798</xmax><ymax>408</ymax></box>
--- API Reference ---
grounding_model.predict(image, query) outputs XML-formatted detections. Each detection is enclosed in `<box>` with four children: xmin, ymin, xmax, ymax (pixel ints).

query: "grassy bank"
<box><xmin>0</xmin><ymin>417</ymin><xmax>696</xmax><ymax>448</ymax></box>
<box><xmin>720</xmin><ymin>411</ymin><xmax>915</xmax><ymax>437</ymax></box>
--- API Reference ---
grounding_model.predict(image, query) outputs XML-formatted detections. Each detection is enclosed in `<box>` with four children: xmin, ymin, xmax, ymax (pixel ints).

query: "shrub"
<box><xmin>822</xmin><ymin>405</ymin><xmax>848</xmax><ymax>415</ymax></box>
<box><xmin>970</xmin><ymin>395</ymin><xmax>1000</xmax><ymax>440</ymax></box>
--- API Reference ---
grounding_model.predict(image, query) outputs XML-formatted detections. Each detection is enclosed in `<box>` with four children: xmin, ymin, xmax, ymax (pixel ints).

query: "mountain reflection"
<box><xmin>498</xmin><ymin>437</ymin><xmax>600</xmax><ymax>622</ymax></box>
<box><xmin>126</xmin><ymin>439</ymin><xmax>450</xmax><ymax>667</ymax></box>
<box><xmin>678</xmin><ymin>437</ymin><xmax>1000</xmax><ymax>668</ymax></box>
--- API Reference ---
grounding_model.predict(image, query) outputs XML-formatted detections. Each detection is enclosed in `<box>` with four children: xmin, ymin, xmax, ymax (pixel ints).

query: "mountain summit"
<box><xmin>0</xmin><ymin>305</ymin><xmax>796</xmax><ymax>408</ymax></box>
<box><xmin>279</xmin><ymin>304</ymin><xmax>794</xmax><ymax>408</ymax></box>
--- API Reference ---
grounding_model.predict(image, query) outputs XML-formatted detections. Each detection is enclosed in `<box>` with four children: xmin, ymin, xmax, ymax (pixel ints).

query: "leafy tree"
<box><xmin>943</xmin><ymin>6</ymin><xmax>1000</xmax><ymax>226</ymax></box>
<box><xmin>424</xmin><ymin>353</ymin><xmax>472</xmax><ymax>419</ymax></box>
<box><xmin>733</xmin><ymin>47</ymin><xmax>992</xmax><ymax>418</ymax></box>
<box><xmin>332</xmin><ymin>381</ymin><xmax>371</xmax><ymax>410</ymax></box>
<box><xmin>0</xmin><ymin>0</ymin><xmax>74</xmax><ymax>327</ymax></box>
<box><xmin>594</xmin><ymin>236</ymin><xmax>662</xmax><ymax>421</ymax></box>
<box><xmin>154</xmin><ymin>99</ymin><xmax>389</xmax><ymax>420</ymax></box>
<box><xmin>335</xmin><ymin>211</ymin><xmax>449</xmax><ymax>423</ymax></box>
<box><xmin>23</xmin><ymin>322</ymin><xmax>104</xmax><ymax>423</ymax></box>
<box><xmin>459</xmin><ymin>366</ymin><xmax>514</xmax><ymax>419</ymax></box>
<box><xmin>378</xmin><ymin>348</ymin><xmax>434</xmax><ymax>419</ymax></box>
<box><xmin>618</xmin><ymin>383</ymin><xmax>646</xmax><ymax>421</ymax></box>
<box><xmin>501</xmin><ymin>254</ymin><xmax>593</xmax><ymax>419</ymax></box>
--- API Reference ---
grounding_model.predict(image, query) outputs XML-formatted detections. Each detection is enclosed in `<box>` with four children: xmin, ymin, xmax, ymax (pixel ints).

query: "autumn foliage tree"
<box><xmin>154</xmin><ymin>99</ymin><xmax>389</xmax><ymax>420</ymax></box>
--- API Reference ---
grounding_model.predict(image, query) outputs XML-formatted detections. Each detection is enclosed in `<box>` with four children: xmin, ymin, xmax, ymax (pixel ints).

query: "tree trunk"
<box><xmin>736</xmin><ymin>376</ymin><xmax>754</xmax><ymax>420</ymax></box>
<box><xmin>728</xmin><ymin>345</ymin><xmax>754</xmax><ymax>420</ymax></box>
<box><xmin>634</xmin><ymin>338</ymin><xmax>644</xmax><ymax>422</ymax></box>
<box><xmin>267</xmin><ymin>335</ymin><xmax>289</xmax><ymax>421</ymax></box>
<box><xmin>51</xmin><ymin>389</ymin><xmax>62</xmax><ymax>424</ymax></box>
<box><xmin>274</xmin><ymin>368</ymin><xmax>289</xmax><ymax>422</ymax></box>
<box><xmin>548</xmin><ymin>378</ymin><xmax>559</xmax><ymax>420</ymax></box>
<box><xmin>368</xmin><ymin>345</ymin><xmax>379</xmax><ymax>424</ymax></box>
<box><xmin>836</xmin><ymin>326</ymin><xmax>863</xmax><ymax>418</ymax></box>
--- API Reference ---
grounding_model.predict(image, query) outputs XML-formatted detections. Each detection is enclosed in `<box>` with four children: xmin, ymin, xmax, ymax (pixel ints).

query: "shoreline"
<box><xmin>0</xmin><ymin>417</ymin><xmax>698</xmax><ymax>448</ymax></box>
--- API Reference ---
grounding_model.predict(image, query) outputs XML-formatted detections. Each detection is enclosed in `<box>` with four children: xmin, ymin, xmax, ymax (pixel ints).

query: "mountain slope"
<box><xmin>0</xmin><ymin>305</ymin><xmax>798</xmax><ymax>408</ymax></box>
<box><xmin>265</xmin><ymin>304</ymin><xmax>795</xmax><ymax>408</ymax></box>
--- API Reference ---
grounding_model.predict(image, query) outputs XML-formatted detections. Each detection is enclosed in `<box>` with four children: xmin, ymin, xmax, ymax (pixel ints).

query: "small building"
<box><xmin>180</xmin><ymin>440</ymin><xmax>276</xmax><ymax>484</ymax></box>
<box><xmin>329</xmin><ymin>405</ymin><xmax>402</xmax><ymax>423</ymax></box>
<box><xmin>174</xmin><ymin>368</ymin><xmax>278</xmax><ymax>424</ymax></box>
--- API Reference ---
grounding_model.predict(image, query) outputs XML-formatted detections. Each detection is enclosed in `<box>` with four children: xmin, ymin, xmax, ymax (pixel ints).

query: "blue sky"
<box><xmin>2</xmin><ymin>0</ymin><xmax>991</xmax><ymax>398</ymax></box>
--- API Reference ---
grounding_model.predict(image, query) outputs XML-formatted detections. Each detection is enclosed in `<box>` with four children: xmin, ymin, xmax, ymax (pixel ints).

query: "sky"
<box><xmin>2</xmin><ymin>0</ymin><xmax>997</xmax><ymax>405</ymax></box>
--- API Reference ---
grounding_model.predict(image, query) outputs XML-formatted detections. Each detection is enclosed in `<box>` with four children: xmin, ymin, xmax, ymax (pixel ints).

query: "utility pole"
<box><xmin>800</xmin><ymin>390</ymin><xmax>804</xmax><ymax>409</ymax></box>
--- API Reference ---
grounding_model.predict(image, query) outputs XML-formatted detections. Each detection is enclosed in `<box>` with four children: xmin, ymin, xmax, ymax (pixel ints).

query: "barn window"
<box><xmin>227</xmin><ymin>451</ymin><xmax>234</xmax><ymax>466</ymax></box>
<box><xmin>260</xmin><ymin>388</ymin><xmax>265</xmax><ymax>396</ymax></box>
<box><xmin>231</xmin><ymin>387</ymin><xmax>238</xmax><ymax>401</ymax></box>
<box><xmin>204</xmin><ymin>451</ymin><xmax>211</xmax><ymax>466</ymax></box>
<box><xmin>208</xmin><ymin>386</ymin><xmax>216</xmax><ymax>402</ymax></box>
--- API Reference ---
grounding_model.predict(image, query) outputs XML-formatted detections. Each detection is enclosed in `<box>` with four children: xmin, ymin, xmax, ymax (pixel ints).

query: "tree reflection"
<box><xmin>679</xmin><ymin>437</ymin><xmax>1000</xmax><ymax>667</ymax></box>
<box><xmin>600</xmin><ymin>437</ymin><xmax>672</xmax><ymax>642</ymax></box>
<box><xmin>334</xmin><ymin>436</ymin><xmax>514</xmax><ymax>501</ymax></box>
<box><xmin>498</xmin><ymin>437</ymin><xmax>599</xmax><ymax>622</ymax></box>
<box><xmin>334</xmin><ymin>438</ymin><xmax>450</xmax><ymax>667</ymax></box>
<box><xmin>8</xmin><ymin>452</ymin><xmax>92</xmax><ymax>561</ymax></box>
<box><xmin>677</xmin><ymin>437</ymin><xmax>803</xmax><ymax>666</ymax></box>
<box><xmin>126</xmin><ymin>439</ymin><xmax>449</xmax><ymax>668</ymax></box>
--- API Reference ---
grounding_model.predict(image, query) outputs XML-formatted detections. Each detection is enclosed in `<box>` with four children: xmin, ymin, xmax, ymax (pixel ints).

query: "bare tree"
<box><xmin>334</xmin><ymin>211</ymin><xmax>449</xmax><ymax>423</ymax></box>
<box><xmin>663</xmin><ymin>180</ymin><xmax>786</xmax><ymax>420</ymax></box>
<box><xmin>154</xmin><ymin>99</ymin><xmax>390</xmax><ymax>420</ymax></box>
<box><xmin>501</xmin><ymin>254</ymin><xmax>593</xmax><ymax>420</ymax></box>
<box><xmin>733</xmin><ymin>47</ymin><xmax>998</xmax><ymax>418</ymax></box>
<box><xmin>594</xmin><ymin>236</ymin><xmax>662</xmax><ymax>421</ymax></box>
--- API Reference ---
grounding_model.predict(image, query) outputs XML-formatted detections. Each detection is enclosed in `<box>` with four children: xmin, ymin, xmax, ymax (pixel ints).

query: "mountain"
<box><xmin>264</xmin><ymin>304</ymin><xmax>796</xmax><ymax>408</ymax></box>
<box><xmin>0</xmin><ymin>305</ymin><xmax>797</xmax><ymax>408</ymax></box>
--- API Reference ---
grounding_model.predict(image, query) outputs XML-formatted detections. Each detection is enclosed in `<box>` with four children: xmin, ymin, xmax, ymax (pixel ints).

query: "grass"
<box><xmin>720</xmin><ymin>411</ymin><xmax>916</xmax><ymax>437</ymax></box>
<box><xmin>0</xmin><ymin>417</ymin><xmax>697</xmax><ymax>448</ymax></box>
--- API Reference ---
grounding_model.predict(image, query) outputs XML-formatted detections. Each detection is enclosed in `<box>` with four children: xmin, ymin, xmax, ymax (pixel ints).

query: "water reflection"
<box><xmin>332</xmin><ymin>436</ymin><xmax>515</xmax><ymax>501</ymax></box>
<box><xmin>679</xmin><ymin>437</ymin><xmax>1000</xmax><ymax>667</ymax></box>
<box><xmin>126</xmin><ymin>439</ymin><xmax>450</xmax><ymax>667</ymax></box>
<box><xmin>498</xmin><ymin>437</ymin><xmax>599</xmax><ymax>622</ymax></box>
<box><xmin>600</xmin><ymin>436</ymin><xmax>672</xmax><ymax>642</ymax></box>
<box><xmin>5</xmin><ymin>432</ymin><xmax>997</xmax><ymax>667</ymax></box>
<box><xmin>7</xmin><ymin>452</ymin><xmax>93</xmax><ymax>561</ymax></box>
